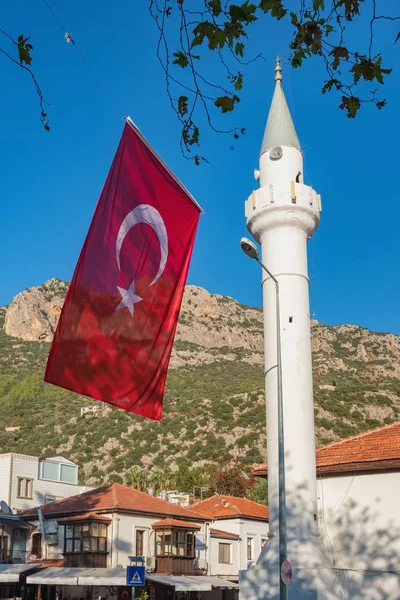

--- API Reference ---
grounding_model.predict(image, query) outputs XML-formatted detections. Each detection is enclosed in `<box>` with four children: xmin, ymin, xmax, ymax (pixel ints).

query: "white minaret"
<box><xmin>240</xmin><ymin>59</ymin><xmax>341</xmax><ymax>598</ymax></box>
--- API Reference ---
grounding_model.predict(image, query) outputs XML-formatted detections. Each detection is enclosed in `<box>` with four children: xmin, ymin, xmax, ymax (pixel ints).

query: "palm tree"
<box><xmin>124</xmin><ymin>466</ymin><xmax>148</xmax><ymax>492</ymax></box>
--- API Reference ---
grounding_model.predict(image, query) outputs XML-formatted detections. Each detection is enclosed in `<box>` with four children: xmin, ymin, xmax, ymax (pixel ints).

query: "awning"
<box><xmin>146</xmin><ymin>574</ymin><xmax>211</xmax><ymax>592</ymax></box>
<box><xmin>0</xmin><ymin>564</ymin><xmax>41</xmax><ymax>583</ymax></box>
<box><xmin>25</xmin><ymin>568</ymin><xmax>239</xmax><ymax>591</ymax></box>
<box><xmin>0</xmin><ymin>515</ymin><xmax>32</xmax><ymax>529</ymax></box>
<box><xmin>27</xmin><ymin>568</ymin><xmax>96</xmax><ymax>586</ymax></box>
<box><xmin>186</xmin><ymin>576</ymin><xmax>239</xmax><ymax>589</ymax></box>
<box><xmin>77</xmin><ymin>568</ymin><xmax>127</xmax><ymax>586</ymax></box>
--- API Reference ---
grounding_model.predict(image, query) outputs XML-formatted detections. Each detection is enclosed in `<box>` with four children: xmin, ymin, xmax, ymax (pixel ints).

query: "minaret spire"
<box><xmin>274</xmin><ymin>55</ymin><xmax>282</xmax><ymax>82</ymax></box>
<box><xmin>260</xmin><ymin>57</ymin><xmax>300</xmax><ymax>156</ymax></box>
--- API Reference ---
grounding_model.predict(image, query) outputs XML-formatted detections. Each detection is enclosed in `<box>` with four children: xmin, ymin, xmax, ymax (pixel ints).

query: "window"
<box><xmin>247</xmin><ymin>537</ymin><xmax>253</xmax><ymax>561</ymax></box>
<box><xmin>40</xmin><ymin>460</ymin><xmax>78</xmax><ymax>484</ymax></box>
<box><xmin>42</xmin><ymin>461</ymin><xmax>59</xmax><ymax>481</ymax></box>
<box><xmin>64</xmin><ymin>522</ymin><xmax>107</xmax><ymax>554</ymax></box>
<box><xmin>60</xmin><ymin>464</ymin><xmax>77</xmax><ymax>484</ymax></box>
<box><xmin>135</xmin><ymin>530</ymin><xmax>145</xmax><ymax>556</ymax></box>
<box><xmin>261</xmin><ymin>538</ymin><xmax>267</xmax><ymax>549</ymax></box>
<box><xmin>17</xmin><ymin>477</ymin><xmax>33</xmax><ymax>499</ymax></box>
<box><xmin>154</xmin><ymin>529</ymin><xmax>195</xmax><ymax>557</ymax></box>
<box><xmin>218</xmin><ymin>543</ymin><xmax>231</xmax><ymax>564</ymax></box>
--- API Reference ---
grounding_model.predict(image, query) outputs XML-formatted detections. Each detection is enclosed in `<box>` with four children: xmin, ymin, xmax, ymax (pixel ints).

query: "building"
<box><xmin>239</xmin><ymin>57</ymin><xmax>339</xmax><ymax>598</ymax></box>
<box><xmin>192</xmin><ymin>495</ymin><xmax>269</xmax><ymax>578</ymax></box>
<box><xmin>80</xmin><ymin>406</ymin><xmax>105</xmax><ymax>417</ymax></box>
<box><xmin>14</xmin><ymin>483</ymin><xmax>242</xmax><ymax>598</ymax></box>
<box><xmin>252</xmin><ymin>421</ymin><xmax>400</xmax><ymax>598</ymax></box>
<box><xmin>20</xmin><ymin>483</ymin><xmax>211</xmax><ymax>571</ymax></box>
<box><xmin>0</xmin><ymin>454</ymin><xmax>92</xmax><ymax>512</ymax></box>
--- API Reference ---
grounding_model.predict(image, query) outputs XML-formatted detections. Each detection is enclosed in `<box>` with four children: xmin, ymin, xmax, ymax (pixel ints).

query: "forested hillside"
<box><xmin>1</xmin><ymin>280</ymin><xmax>400</xmax><ymax>488</ymax></box>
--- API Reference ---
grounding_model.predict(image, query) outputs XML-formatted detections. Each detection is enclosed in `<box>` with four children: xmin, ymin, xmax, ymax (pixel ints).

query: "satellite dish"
<box><xmin>0</xmin><ymin>501</ymin><xmax>12</xmax><ymax>515</ymax></box>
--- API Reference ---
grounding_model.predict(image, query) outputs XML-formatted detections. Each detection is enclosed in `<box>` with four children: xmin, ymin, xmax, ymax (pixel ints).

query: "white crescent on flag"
<box><xmin>115</xmin><ymin>204</ymin><xmax>168</xmax><ymax>316</ymax></box>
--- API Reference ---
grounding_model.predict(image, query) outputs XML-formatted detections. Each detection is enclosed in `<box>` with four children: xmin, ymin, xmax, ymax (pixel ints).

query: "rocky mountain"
<box><xmin>1</xmin><ymin>279</ymin><xmax>400</xmax><ymax>486</ymax></box>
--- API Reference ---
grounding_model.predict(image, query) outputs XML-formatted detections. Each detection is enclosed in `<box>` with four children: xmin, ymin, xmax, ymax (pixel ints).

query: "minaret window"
<box><xmin>296</xmin><ymin>172</ymin><xmax>302</xmax><ymax>183</ymax></box>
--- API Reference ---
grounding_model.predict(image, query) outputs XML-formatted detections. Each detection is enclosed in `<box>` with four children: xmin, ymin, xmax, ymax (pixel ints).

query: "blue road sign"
<box><xmin>127</xmin><ymin>566</ymin><xmax>146</xmax><ymax>586</ymax></box>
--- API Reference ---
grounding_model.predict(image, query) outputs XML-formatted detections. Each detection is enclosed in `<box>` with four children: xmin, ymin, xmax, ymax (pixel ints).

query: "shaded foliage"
<box><xmin>149</xmin><ymin>0</ymin><xmax>399</xmax><ymax>161</ymax></box>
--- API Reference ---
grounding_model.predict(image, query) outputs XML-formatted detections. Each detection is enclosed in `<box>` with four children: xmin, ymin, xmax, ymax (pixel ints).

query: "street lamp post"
<box><xmin>240</xmin><ymin>237</ymin><xmax>288</xmax><ymax>600</ymax></box>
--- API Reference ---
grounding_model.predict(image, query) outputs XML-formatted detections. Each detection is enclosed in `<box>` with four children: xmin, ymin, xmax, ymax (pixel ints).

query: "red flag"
<box><xmin>44</xmin><ymin>119</ymin><xmax>201</xmax><ymax>420</ymax></box>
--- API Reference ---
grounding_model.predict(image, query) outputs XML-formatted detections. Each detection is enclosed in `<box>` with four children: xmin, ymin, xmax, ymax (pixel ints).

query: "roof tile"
<box><xmin>210</xmin><ymin>528</ymin><xmax>240</xmax><ymax>540</ymax></box>
<box><xmin>152</xmin><ymin>518</ymin><xmax>201</xmax><ymax>530</ymax></box>
<box><xmin>252</xmin><ymin>421</ymin><xmax>400</xmax><ymax>477</ymax></box>
<box><xmin>191</xmin><ymin>494</ymin><xmax>268</xmax><ymax>520</ymax></box>
<box><xmin>21</xmin><ymin>483</ymin><xmax>210</xmax><ymax>521</ymax></box>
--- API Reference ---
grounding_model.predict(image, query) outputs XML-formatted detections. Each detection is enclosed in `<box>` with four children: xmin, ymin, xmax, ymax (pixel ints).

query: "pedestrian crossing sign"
<box><xmin>127</xmin><ymin>566</ymin><xmax>145</xmax><ymax>586</ymax></box>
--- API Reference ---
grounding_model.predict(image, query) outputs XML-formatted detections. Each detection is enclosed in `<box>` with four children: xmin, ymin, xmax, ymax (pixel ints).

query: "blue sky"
<box><xmin>2</xmin><ymin>1</ymin><xmax>400</xmax><ymax>334</ymax></box>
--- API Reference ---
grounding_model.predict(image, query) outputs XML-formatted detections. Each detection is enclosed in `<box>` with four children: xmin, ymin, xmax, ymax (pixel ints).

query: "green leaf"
<box><xmin>339</xmin><ymin>95</ymin><xmax>361</xmax><ymax>118</ymax></box>
<box><xmin>312</xmin><ymin>0</ymin><xmax>324</xmax><ymax>9</ymax></box>
<box><xmin>208</xmin><ymin>0</ymin><xmax>222</xmax><ymax>16</ymax></box>
<box><xmin>214</xmin><ymin>95</ymin><xmax>240</xmax><ymax>113</ymax></box>
<box><xmin>330</xmin><ymin>46</ymin><xmax>350</xmax><ymax>70</ymax></box>
<box><xmin>229</xmin><ymin>2</ymin><xmax>257</xmax><ymax>25</ymax></box>
<box><xmin>321</xmin><ymin>78</ymin><xmax>340</xmax><ymax>94</ymax></box>
<box><xmin>17</xmin><ymin>35</ymin><xmax>33</xmax><ymax>66</ymax></box>
<box><xmin>350</xmin><ymin>56</ymin><xmax>392</xmax><ymax>85</ymax></box>
<box><xmin>173</xmin><ymin>51</ymin><xmax>189</xmax><ymax>68</ymax></box>
<box><xmin>234</xmin><ymin>72</ymin><xmax>243</xmax><ymax>91</ymax></box>
<box><xmin>235</xmin><ymin>42</ymin><xmax>244</xmax><ymax>57</ymax></box>
<box><xmin>259</xmin><ymin>0</ymin><xmax>287</xmax><ymax>19</ymax></box>
<box><xmin>191</xmin><ymin>22</ymin><xmax>226</xmax><ymax>50</ymax></box>
<box><xmin>188</xmin><ymin>126</ymin><xmax>199</xmax><ymax>146</ymax></box>
<box><xmin>178</xmin><ymin>96</ymin><xmax>188</xmax><ymax>116</ymax></box>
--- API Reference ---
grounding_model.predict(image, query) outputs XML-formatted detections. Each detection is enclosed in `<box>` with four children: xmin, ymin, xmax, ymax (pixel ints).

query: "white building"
<box><xmin>253</xmin><ymin>421</ymin><xmax>400</xmax><ymax>598</ymax></box>
<box><xmin>192</xmin><ymin>494</ymin><xmax>269</xmax><ymax>578</ymax></box>
<box><xmin>240</xmin><ymin>57</ymin><xmax>339</xmax><ymax>598</ymax></box>
<box><xmin>0</xmin><ymin>453</ymin><xmax>92</xmax><ymax>512</ymax></box>
<box><xmin>16</xmin><ymin>483</ymin><xmax>244</xmax><ymax>598</ymax></box>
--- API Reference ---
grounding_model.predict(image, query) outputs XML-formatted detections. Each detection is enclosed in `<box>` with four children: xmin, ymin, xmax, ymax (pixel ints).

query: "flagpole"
<box><xmin>126</xmin><ymin>117</ymin><xmax>204</xmax><ymax>214</ymax></box>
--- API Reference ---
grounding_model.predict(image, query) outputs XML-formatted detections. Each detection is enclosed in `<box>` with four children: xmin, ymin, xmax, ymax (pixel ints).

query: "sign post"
<box><xmin>127</xmin><ymin>556</ymin><xmax>146</xmax><ymax>599</ymax></box>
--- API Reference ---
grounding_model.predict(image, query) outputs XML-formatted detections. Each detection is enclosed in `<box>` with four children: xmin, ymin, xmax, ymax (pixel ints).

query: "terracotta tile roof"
<box><xmin>252</xmin><ymin>421</ymin><xmax>400</xmax><ymax>477</ymax></box>
<box><xmin>57</xmin><ymin>512</ymin><xmax>111</xmax><ymax>523</ymax></box>
<box><xmin>21</xmin><ymin>483</ymin><xmax>210</xmax><ymax>521</ymax></box>
<box><xmin>152</xmin><ymin>518</ymin><xmax>201</xmax><ymax>530</ymax></box>
<box><xmin>210</xmin><ymin>528</ymin><xmax>240</xmax><ymax>540</ymax></box>
<box><xmin>191</xmin><ymin>494</ymin><xmax>268</xmax><ymax>521</ymax></box>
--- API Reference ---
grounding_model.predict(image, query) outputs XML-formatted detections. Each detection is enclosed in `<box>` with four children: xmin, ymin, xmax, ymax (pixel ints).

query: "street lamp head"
<box><xmin>240</xmin><ymin>237</ymin><xmax>259</xmax><ymax>260</ymax></box>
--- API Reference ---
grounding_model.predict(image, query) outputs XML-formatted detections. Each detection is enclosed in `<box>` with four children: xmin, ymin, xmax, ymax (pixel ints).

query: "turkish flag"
<box><xmin>44</xmin><ymin>120</ymin><xmax>201</xmax><ymax>420</ymax></box>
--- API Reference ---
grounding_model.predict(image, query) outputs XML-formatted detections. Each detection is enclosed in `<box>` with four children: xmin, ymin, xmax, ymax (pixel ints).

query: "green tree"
<box><xmin>124</xmin><ymin>466</ymin><xmax>149</xmax><ymax>492</ymax></box>
<box><xmin>248</xmin><ymin>477</ymin><xmax>268</xmax><ymax>505</ymax></box>
<box><xmin>150</xmin><ymin>0</ymin><xmax>398</xmax><ymax>161</ymax></box>
<box><xmin>5</xmin><ymin>1</ymin><xmax>399</xmax><ymax>157</ymax></box>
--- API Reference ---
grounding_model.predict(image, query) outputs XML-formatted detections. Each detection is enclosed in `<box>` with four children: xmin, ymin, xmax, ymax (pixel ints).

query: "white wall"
<box><xmin>25</xmin><ymin>512</ymin><xmax>209</xmax><ymax>569</ymax></box>
<box><xmin>0</xmin><ymin>453</ymin><xmax>91</xmax><ymax>512</ymax></box>
<box><xmin>210</xmin><ymin>536</ymin><xmax>239</xmax><ymax>577</ymax></box>
<box><xmin>209</xmin><ymin>518</ymin><xmax>268</xmax><ymax>576</ymax></box>
<box><xmin>317</xmin><ymin>470</ymin><xmax>400</xmax><ymax>598</ymax></box>
<box><xmin>0</xmin><ymin>455</ymin><xmax>11</xmax><ymax>506</ymax></box>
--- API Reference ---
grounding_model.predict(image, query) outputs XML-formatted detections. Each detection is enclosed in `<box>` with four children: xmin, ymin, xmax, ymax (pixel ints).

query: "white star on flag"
<box><xmin>116</xmin><ymin>281</ymin><xmax>143</xmax><ymax>317</ymax></box>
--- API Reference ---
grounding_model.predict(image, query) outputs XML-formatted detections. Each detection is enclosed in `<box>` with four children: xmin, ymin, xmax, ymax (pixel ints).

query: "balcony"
<box><xmin>153</xmin><ymin>519</ymin><xmax>201</xmax><ymax>576</ymax></box>
<box><xmin>59</xmin><ymin>514</ymin><xmax>110</xmax><ymax>569</ymax></box>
